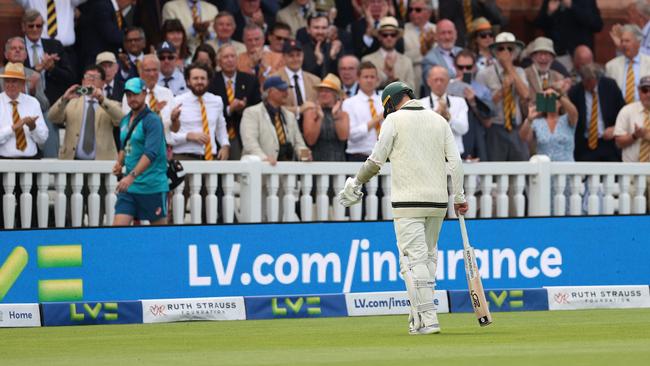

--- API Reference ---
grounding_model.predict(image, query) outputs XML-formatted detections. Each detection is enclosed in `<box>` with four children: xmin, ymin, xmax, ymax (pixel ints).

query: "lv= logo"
<box><xmin>0</xmin><ymin>245</ymin><xmax>83</xmax><ymax>302</ymax></box>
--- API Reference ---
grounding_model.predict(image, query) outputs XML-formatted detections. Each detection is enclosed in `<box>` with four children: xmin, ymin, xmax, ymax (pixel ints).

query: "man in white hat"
<box><xmin>524</xmin><ymin>37</ymin><xmax>570</xmax><ymax>96</ymax></box>
<box><xmin>362</xmin><ymin>16</ymin><xmax>415</xmax><ymax>90</ymax></box>
<box><xmin>476</xmin><ymin>32</ymin><xmax>530</xmax><ymax>161</ymax></box>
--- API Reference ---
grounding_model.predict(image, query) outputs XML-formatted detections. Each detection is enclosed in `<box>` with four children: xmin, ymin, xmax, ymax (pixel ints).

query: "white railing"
<box><xmin>1</xmin><ymin>156</ymin><xmax>648</xmax><ymax>229</ymax></box>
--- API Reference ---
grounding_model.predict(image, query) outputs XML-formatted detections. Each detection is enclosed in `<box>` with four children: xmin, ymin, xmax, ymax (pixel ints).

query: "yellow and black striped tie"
<box><xmin>47</xmin><ymin>0</ymin><xmax>58</xmax><ymax>38</ymax></box>
<box><xmin>625</xmin><ymin>59</ymin><xmax>635</xmax><ymax>104</ymax></box>
<box><xmin>542</xmin><ymin>75</ymin><xmax>549</xmax><ymax>90</ymax></box>
<box><xmin>191</xmin><ymin>0</ymin><xmax>199</xmax><ymax>19</ymax></box>
<box><xmin>11</xmin><ymin>100</ymin><xmax>27</xmax><ymax>151</ymax></box>
<box><xmin>369</xmin><ymin>98</ymin><xmax>379</xmax><ymax>137</ymax></box>
<box><xmin>226</xmin><ymin>79</ymin><xmax>236</xmax><ymax>139</ymax></box>
<box><xmin>198</xmin><ymin>96</ymin><xmax>213</xmax><ymax>160</ymax></box>
<box><xmin>503</xmin><ymin>86</ymin><xmax>514</xmax><ymax>131</ymax></box>
<box><xmin>640</xmin><ymin>110</ymin><xmax>650</xmax><ymax>162</ymax></box>
<box><xmin>463</xmin><ymin>0</ymin><xmax>473</xmax><ymax>33</ymax></box>
<box><xmin>116</xmin><ymin>10</ymin><xmax>123</xmax><ymax>30</ymax></box>
<box><xmin>274</xmin><ymin>112</ymin><xmax>286</xmax><ymax>145</ymax></box>
<box><xmin>588</xmin><ymin>91</ymin><xmax>599</xmax><ymax>150</ymax></box>
<box><xmin>399</xmin><ymin>0</ymin><xmax>407</xmax><ymax>20</ymax></box>
<box><xmin>149</xmin><ymin>90</ymin><xmax>157</xmax><ymax>113</ymax></box>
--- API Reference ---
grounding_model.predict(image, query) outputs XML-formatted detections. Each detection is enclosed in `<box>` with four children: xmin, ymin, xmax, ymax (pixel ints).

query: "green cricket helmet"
<box><xmin>381</xmin><ymin>81</ymin><xmax>415</xmax><ymax>118</ymax></box>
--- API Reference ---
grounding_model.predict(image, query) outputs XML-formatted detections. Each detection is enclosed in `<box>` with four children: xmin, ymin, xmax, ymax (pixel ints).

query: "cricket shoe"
<box><xmin>417</xmin><ymin>323</ymin><xmax>441</xmax><ymax>335</ymax></box>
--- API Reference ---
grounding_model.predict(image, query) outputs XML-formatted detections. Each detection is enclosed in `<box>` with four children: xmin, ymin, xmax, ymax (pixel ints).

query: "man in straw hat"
<box><xmin>524</xmin><ymin>37</ymin><xmax>571</xmax><ymax>96</ymax></box>
<box><xmin>476</xmin><ymin>32</ymin><xmax>530</xmax><ymax>161</ymax></box>
<box><xmin>302</xmin><ymin>73</ymin><xmax>349</xmax><ymax>162</ymax></box>
<box><xmin>362</xmin><ymin>16</ymin><xmax>415</xmax><ymax>90</ymax></box>
<box><xmin>338</xmin><ymin>80</ymin><xmax>467</xmax><ymax>335</ymax></box>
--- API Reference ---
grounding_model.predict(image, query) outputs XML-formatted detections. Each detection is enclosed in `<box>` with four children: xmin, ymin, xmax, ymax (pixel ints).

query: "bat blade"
<box><xmin>459</xmin><ymin>216</ymin><xmax>492</xmax><ymax>327</ymax></box>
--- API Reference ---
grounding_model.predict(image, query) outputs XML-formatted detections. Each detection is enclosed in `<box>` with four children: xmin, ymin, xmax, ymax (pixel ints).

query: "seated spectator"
<box><xmin>162</xmin><ymin>19</ymin><xmax>193</xmax><ymax>69</ymax></box>
<box><xmin>76</xmin><ymin>0</ymin><xmax>123</xmax><ymax>70</ymax></box>
<box><xmin>468</xmin><ymin>17</ymin><xmax>497</xmax><ymax>71</ymax></box>
<box><xmin>233</xmin><ymin>0</ymin><xmax>275</xmax><ymax>42</ymax></box>
<box><xmin>569</xmin><ymin>63</ymin><xmax>623</xmax><ymax>162</ymax></box>
<box><xmin>237</xmin><ymin>23</ymin><xmax>284</xmax><ymax>84</ymax></box>
<box><xmin>302</xmin><ymin>73</ymin><xmax>349</xmax><ymax>161</ymax></box>
<box><xmin>524</xmin><ymin>37</ymin><xmax>571</xmax><ymax>97</ymax></box>
<box><xmin>117</xmin><ymin>27</ymin><xmax>147</xmax><ymax>83</ymax></box>
<box><xmin>519</xmin><ymin>89</ymin><xmax>578</xmax><ymax>161</ymax></box>
<box><xmin>403</xmin><ymin>0</ymin><xmax>436</xmax><ymax>97</ymax></box>
<box><xmin>276</xmin><ymin>40</ymin><xmax>321</xmax><ymax>115</ymax></box>
<box><xmin>300</xmin><ymin>12</ymin><xmax>343</xmax><ymax>78</ymax></box>
<box><xmin>206</xmin><ymin>12</ymin><xmax>247</xmax><ymax>57</ymax></box>
<box><xmin>338</xmin><ymin>55</ymin><xmax>360</xmax><ymax>98</ymax></box>
<box><xmin>362</xmin><ymin>16</ymin><xmax>415</xmax><ymax>90</ymax></box>
<box><xmin>605</xmin><ymin>24</ymin><xmax>650</xmax><ymax>105</ymax></box>
<box><xmin>240</xmin><ymin>76</ymin><xmax>310</xmax><ymax>164</ymax></box>
<box><xmin>422</xmin><ymin>19</ymin><xmax>464</xmax><ymax>96</ymax></box>
<box><xmin>277</xmin><ymin>0</ymin><xmax>315</xmax><ymax>34</ymax></box>
<box><xmin>162</xmin><ymin>0</ymin><xmax>219</xmax><ymax>53</ymax></box>
<box><xmin>208</xmin><ymin>44</ymin><xmax>262</xmax><ymax>160</ymax></box>
<box><xmin>439</xmin><ymin>0</ymin><xmax>506</xmax><ymax>47</ymax></box>
<box><xmin>157</xmin><ymin>43</ymin><xmax>188</xmax><ymax>96</ymax></box>
<box><xmin>49</xmin><ymin>65</ymin><xmax>123</xmax><ymax>161</ymax></box>
<box><xmin>614</xmin><ymin>75</ymin><xmax>650</xmax><ymax>163</ymax></box>
<box><xmin>342</xmin><ymin>61</ymin><xmax>383</xmax><ymax>161</ymax></box>
<box><xmin>192</xmin><ymin>44</ymin><xmax>217</xmax><ymax>70</ymax></box>
<box><xmin>476</xmin><ymin>32</ymin><xmax>530</xmax><ymax>161</ymax></box>
<box><xmin>420</xmin><ymin>65</ymin><xmax>469</xmax><ymax>155</ymax></box>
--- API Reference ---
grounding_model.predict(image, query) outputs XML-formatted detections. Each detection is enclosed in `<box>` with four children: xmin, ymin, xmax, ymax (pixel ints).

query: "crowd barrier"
<box><xmin>1</xmin><ymin>216</ymin><xmax>649</xmax><ymax>327</ymax></box>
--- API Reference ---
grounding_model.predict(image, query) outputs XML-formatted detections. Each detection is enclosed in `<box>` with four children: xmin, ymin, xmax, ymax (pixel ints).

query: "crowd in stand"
<box><xmin>1</xmin><ymin>0</ymin><xmax>650</xmax><ymax>226</ymax></box>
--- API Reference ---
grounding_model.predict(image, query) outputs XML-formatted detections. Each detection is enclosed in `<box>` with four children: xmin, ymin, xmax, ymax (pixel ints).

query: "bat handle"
<box><xmin>458</xmin><ymin>215</ymin><xmax>470</xmax><ymax>250</ymax></box>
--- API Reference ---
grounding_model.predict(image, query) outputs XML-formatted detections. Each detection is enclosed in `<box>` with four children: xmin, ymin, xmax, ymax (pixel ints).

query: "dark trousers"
<box><xmin>575</xmin><ymin>139</ymin><xmax>621</xmax><ymax>162</ymax></box>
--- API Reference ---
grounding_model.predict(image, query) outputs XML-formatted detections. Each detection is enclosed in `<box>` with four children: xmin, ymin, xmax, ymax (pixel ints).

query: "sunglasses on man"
<box><xmin>497</xmin><ymin>46</ymin><xmax>514</xmax><ymax>53</ymax></box>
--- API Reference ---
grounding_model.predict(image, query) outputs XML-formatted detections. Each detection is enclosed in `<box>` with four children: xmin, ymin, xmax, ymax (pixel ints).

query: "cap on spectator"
<box><xmin>639</xmin><ymin>76</ymin><xmax>650</xmax><ymax>88</ymax></box>
<box><xmin>96</xmin><ymin>51</ymin><xmax>117</xmax><ymax>65</ymax></box>
<box><xmin>282</xmin><ymin>39</ymin><xmax>302</xmax><ymax>54</ymax></box>
<box><xmin>528</xmin><ymin>37</ymin><xmax>556</xmax><ymax>57</ymax></box>
<box><xmin>157</xmin><ymin>41</ymin><xmax>176</xmax><ymax>55</ymax></box>
<box><xmin>374</xmin><ymin>16</ymin><xmax>403</xmax><ymax>37</ymax></box>
<box><xmin>263</xmin><ymin>76</ymin><xmax>289</xmax><ymax>91</ymax></box>
<box><xmin>124</xmin><ymin>77</ymin><xmax>146</xmax><ymax>94</ymax></box>
<box><xmin>314</xmin><ymin>73</ymin><xmax>342</xmax><ymax>95</ymax></box>
<box><xmin>0</xmin><ymin>62</ymin><xmax>26</xmax><ymax>80</ymax></box>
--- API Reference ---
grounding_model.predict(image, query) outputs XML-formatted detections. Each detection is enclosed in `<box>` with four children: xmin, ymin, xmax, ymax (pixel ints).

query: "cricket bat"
<box><xmin>458</xmin><ymin>215</ymin><xmax>493</xmax><ymax>327</ymax></box>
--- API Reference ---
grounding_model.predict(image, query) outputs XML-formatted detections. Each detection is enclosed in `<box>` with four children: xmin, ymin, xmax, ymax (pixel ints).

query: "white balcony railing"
<box><xmin>1</xmin><ymin>156</ymin><xmax>648</xmax><ymax>229</ymax></box>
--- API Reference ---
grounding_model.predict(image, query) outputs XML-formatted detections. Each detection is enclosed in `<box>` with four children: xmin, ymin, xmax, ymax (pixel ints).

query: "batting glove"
<box><xmin>338</xmin><ymin>177</ymin><xmax>363</xmax><ymax>207</ymax></box>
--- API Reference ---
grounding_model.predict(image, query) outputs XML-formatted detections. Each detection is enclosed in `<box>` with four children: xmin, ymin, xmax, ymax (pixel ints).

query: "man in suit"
<box><xmin>162</xmin><ymin>0</ymin><xmax>219</xmax><ymax>52</ymax></box>
<box><xmin>116</xmin><ymin>27</ymin><xmax>148</xmax><ymax>85</ymax></box>
<box><xmin>569</xmin><ymin>63</ymin><xmax>623</xmax><ymax>162</ymax></box>
<box><xmin>233</xmin><ymin>0</ymin><xmax>275</xmax><ymax>42</ymax></box>
<box><xmin>276</xmin><ymin>0</ymin><xmax>314</xmax><ymax>34</ymax></box>
<box><xmin>421</xmin><ymin>19</ymin><xmax>463</xmax><ymax>96</ymax></box>
<box><xmin>605</xmin><ymin>24</ymin><xmax>650</xmax><ymax>105</ymax></box>
<box><xmin>276</xmin><ymin>40</ymin><xmax>320</xmax><ymax>115</ymax></box>
<box><xmin>76</xmin><ymin>0</ymin><xmax>124</xmax><ymax>70</ymax></box>
<box><xmin>240</xmin><ymin>76</ymin><xmax>309</xmax><ymax>164</ymax></box>
<box><xmin>439</xmin><ymin>0</ymin><xmax>505</xmax><ymax>47</ymax></box>
<box><xmin>351</xmin><ymin>0</ymin><xmax>404</xmax><ymax>59</ymax></box>
<box><xmin>362</xmin><ymin>16</ymin><xmax>415</xmax><ymax>90</ymax></box>
<box><xmin>524</xmin><ymin>37</ymin><xmax>570</xmax><ymax>96</ymax></box>
<box><xmin>209</xmin><ymin>44</ymin><xmax>261</xmax><ymax>160</ymax></box>
<box><xmin>338</xmin><ymin>55</ymin><xmax>360</xmax><ymax>98</ymax></box>
<box><xmin>96</xmin><ymin>52</ymin><xmax>125</xmax><ymax>150</ymax></box>
<box><xmin>300</xmin><ymin>13</ymin><xmax>343</xmax><ymax>78</ymax></box>
<box><xmin>22</xmin><ymin>9</ymin><xmax>75</xmax><ymax>106</ymax></box>
<box><xmin>206</xmin><ymin>11</ymin><xmax>247</xmax><ymax>57</ymax></box>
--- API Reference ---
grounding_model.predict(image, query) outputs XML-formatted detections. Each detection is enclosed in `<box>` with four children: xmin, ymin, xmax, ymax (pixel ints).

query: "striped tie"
<box><xmin>274</xmin><ymin>112</ymin><xmax>286</xmax><ymax>144</ymax></box>
<box><xmin>191</xmin><ymin>0</ymin><xmax>199</xmax><ymax>19</ymax></box>
<box><xmin>47</xmin><ymin>0</ymin><xmax>58</xmax><ymax>38</ymax></box>
<box><xmin>198</xmin><ymin>96</ymin><xmax>213</xmax><ymax>160</ymax></box>
<box><xmin>399</xmin><ymin>0</ymin><xmax>407</xmax><ymax>20</ymax></box>
<box><xmin>463</xmin><ymin>0</ymin><xmax>473</xmax><ymax>33</ymax></box>
<box><xmin>419</xmin><ymin>31</ymin><xmax>427</xmax><ymax>55</ymax></box>
<box><xmin>625</xmin><ymin>59</ymin><xmax>635</xmax><ymax>104</ymax></box>
<box><xmin>588</xmin><ymin>91</ymin><xmax>599</xmax><ymax>150</ymax></box>
<box><xmin>116</xmin><ymin>10</ymin><xmax>123</xmax><ymax>30</ymax></box>
<box><xmin>542</xmin><ymin>75</ymin><xmax>549</xmax><ymax>90</ymax></box>
<box><xmin>640</xmin><ymin>110</ymin><xmax>650</xmax><ymax>162</ymax></box>
<box><xmin>149</xmin><ymin>90</ymin><xmax>157</xmax><ymax>113</ymax></box>
<box><xmin>11</xmin><ymin>100</ymin><xmax>27</xmax><ymax>151</ymax></box>
<box><xmin>503</xmin><ymin>86</ymin><xmax>514</xmax><ymax>131</ymax></box>
<box><xmin>226</xmin><ymin>79</ymin><xmax>236</xmax><ymax>139</ymax></box>
<box><xmin>369</xmin><ymin>98</ymin><xmax>379</xmax><ymax>137</ymax></box>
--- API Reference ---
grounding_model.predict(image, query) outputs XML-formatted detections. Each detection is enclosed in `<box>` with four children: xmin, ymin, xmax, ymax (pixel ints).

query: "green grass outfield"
<box><xmin>1</xmin><ymin>309</ymin><xmax>649</xmax><ymax>366</ymax></box>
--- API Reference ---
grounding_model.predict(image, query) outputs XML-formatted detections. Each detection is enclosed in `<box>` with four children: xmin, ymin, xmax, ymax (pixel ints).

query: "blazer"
<box><xmin>605</xmin><ymin>54</ymin><xmax>650</xmax><ymax>99</ymax></box>
<box><xmin>275</xmin><ymin>68</ymin><xmax>320</xmax><ymax>108</ymax></box>
<box><xmin>105</xmin><ymin>78</ymin><xmax>125</xmax><ymax>102</ymax></box>
<box><xmin>524</xmin><ymin>66</ymin><xmax>565</xmax><ymax>95</ymax></box>
<box><xmin>276</xmin><ymin>0</ymin><xmax>313</xmax><ymax>34</ymax></box>
<box><xmin>421</xmin><ymin>45</ymin><xmax>463</xmax><ymax>95</ymax></box>
<box><xmin>162</xmin><ymin>0</ymin><xmax>219</xmax><ymax>52</ymax></box>
<box><xmin>568</xmin><ymin>76</ymin><xmax>624</xmax><ymax>161</ymax></box>
<box><xmin>23</xmin><ymin>37</ymin><xmax>75</xmax><ymax>104</ymax></box>
<box><xmin>75</xmin><ymin>0</ymin><xmax>123</xmax><ymax>69</ymax></box>
<box><xmin>300</xmin><ymin>37</ymin><xmax>340</xmax><ymax>78</ymax></box>
<box><xmin>208</xmin><ymin>71</ymin><xmax>261</xmax><ymax>137</ymax></box>
<box><xmin>47</xmin><ymin>96</ymin><xmax>124</xmax><ymax>160</ymax></box>
<box><xmin>240</xmin><ymin>102</ymin><xmax>307</xmax><ymax>160</ymax></box>
<box><xmin>362</xmin><ymin>50</ymin><xmax>415</xmax><ymax>90</ymax></box>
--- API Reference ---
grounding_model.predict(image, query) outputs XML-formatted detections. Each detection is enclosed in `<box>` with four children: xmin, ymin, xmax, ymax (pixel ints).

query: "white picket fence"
<box><xmin>1</xmin><ymin>156</ymin><xmax>648</xmax><ymax>229</ymax></box>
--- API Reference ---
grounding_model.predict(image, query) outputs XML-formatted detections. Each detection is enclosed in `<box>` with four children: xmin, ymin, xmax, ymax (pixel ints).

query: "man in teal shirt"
<box><xmin>112</xmin><ymin>77</ymin><xmax>168</xmax><ymax>225</ymax></box>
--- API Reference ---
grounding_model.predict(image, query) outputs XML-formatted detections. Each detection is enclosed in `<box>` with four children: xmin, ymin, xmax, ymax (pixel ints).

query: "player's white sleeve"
<box><xmin>444</xmin><ymin>123</ymin><xmax>465</xmax><ymax>203</ymax></box>
<box><xmin>355</xmin><ymin>118</ymin><xmax>395</xmax><ymax>184</ymax></box>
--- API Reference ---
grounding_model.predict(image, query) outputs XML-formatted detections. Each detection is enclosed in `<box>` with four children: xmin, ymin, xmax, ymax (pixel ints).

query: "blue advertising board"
<box><xmin>1</xmin><ymin>216</ymin><xmax>649</xmax><ymax>303</ymax></box>
<box><xmin>42</xmin><ymin>301</ymin><xmax>143</xmax><ymax>326</ymax></box>
<box><xmin>245</xmin><ymin>294</ymin><xmax>348</xmax><ymax>320</ymax></box>
<box><xmin>448</xmin><ymin>288</ymin><xmax>549</xmax><ymax>312</ymax></box>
